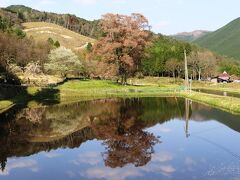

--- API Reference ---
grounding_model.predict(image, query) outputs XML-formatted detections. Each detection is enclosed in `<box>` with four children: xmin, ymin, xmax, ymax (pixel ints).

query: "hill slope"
<box><xmin>194</xmin><ymin>18</ymin><xmax>240</xmax><ymax>59</ymax></box>
<box><xmin>0</xmin><ymin>5</ymin><xmax>102</xmax><ymax>39</ymax></box>
<box><xmin>172</xmin><ymin>30</ymin><xmax>210</xmax><ymax>42</ymax></box>
<box><xmin>23</xmin><ymin>22</ymin><xmax>95</xmax><ymax>50</ymax></box>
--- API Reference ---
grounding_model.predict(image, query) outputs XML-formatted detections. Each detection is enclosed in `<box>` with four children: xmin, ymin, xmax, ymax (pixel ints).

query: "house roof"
<box><xmin>218</xmin><ymin>71</ymin><xmax>230</xmax><ymax>80</ymax></box>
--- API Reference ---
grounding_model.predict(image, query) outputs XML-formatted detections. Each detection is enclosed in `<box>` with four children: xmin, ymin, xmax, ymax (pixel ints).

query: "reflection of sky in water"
<box><xmin>1</xmin><ymin>119</ymin><xmax>240</xmax><ymax>180</ymax></box>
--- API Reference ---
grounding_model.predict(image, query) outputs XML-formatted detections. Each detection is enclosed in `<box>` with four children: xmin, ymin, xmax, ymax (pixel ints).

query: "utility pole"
<box><xmin>184</xmin><ymin>49</ymin><xmax>189</xmax><ymax>91</ymax></box>
<box><xmin>190</xmin><ymin>74</ymin><xmax>193</xmax><ymax>94</ymax></box>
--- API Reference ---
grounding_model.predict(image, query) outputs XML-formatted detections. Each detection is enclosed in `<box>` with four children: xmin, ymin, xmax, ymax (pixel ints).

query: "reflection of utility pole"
<box><xmin>185</xmin><ymin>99</ymin><xmax>190</xmax><ymax>138</ymax></box>
<box><xmin>184</xmin><ymin>49</ymin><xmax>189</xmax><ymax>91</ymax></box>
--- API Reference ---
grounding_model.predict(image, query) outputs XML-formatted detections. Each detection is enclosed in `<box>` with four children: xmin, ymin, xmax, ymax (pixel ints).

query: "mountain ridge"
<box><xmin>172</xmin><ymin>30</ymin><xmax>210</xmax><ymax>42</ymax></box>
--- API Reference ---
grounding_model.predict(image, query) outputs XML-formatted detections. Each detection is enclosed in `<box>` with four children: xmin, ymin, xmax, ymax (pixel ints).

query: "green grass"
<box><xmin>194</xmin><ymin>17</ymin><xmax>240</xmax><ymax>59</ymax></box>
<box><xmin>182</xmin><ymin>92</ymin><xmax>240</xmax><ymax>114</ymax></box>
<box><xmin>23</xmin><ymin>22</ymin><xmax>95</xmax><ymax>50</ymax></box>
<box><xmin>1</xmin><ymin>78</ymin><xmax>240</xmax><ymax>114</ymax></box>
<box><xmin>58</xmin><ymin>79</ymin><xmax>183</xmax><ymax>102</ymax></box>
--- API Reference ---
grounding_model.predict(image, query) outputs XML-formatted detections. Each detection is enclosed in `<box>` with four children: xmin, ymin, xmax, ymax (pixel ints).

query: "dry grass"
<box><xmin>18</xmin><ymin>73</ymin><xmax>64</xmax><ymax>86</ymax></box>
<box><xmin>193</xmin><ymin>80</ymin><xmax>240</xmax><ymax>93</ymax></box>
<box><xmin>129</xmin><ymin>77</ymin><xmax>184</xmax><ymax>88</ymax></box>
<box><xmin>22</xmin><ymin>22</ymin><xmax>95</xmax><ymax>50</ymax></box>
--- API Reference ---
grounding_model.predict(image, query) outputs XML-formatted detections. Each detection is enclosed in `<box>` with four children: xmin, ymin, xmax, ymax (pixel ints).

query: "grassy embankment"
<box><xmin>58</xmin><ymin>79</ymin><xmax>240</xmax><ymax>114</ymax></box>
<box><xmin>1</xmin><ymin>77</ymin><xmax>240</xmax><ymax>114</ymax></box>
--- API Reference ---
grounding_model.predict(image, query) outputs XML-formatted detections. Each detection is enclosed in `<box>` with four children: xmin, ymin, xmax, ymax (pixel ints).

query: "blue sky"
<box><xmin>0</xmin><ymin>0</ymin><xmax>239</xmax><ymax>35</ymax></box>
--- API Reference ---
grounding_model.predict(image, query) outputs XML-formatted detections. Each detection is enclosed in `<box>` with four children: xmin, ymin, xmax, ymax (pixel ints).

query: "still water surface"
<box><xmin>0</xmin><ymin>97</ymin><xmax>240</xmax><ymax>180</ymax></box>
<box><xmin>194</xmin><ymin>88</ymin><xmax>240</xmax><ymax>98</ymax></box>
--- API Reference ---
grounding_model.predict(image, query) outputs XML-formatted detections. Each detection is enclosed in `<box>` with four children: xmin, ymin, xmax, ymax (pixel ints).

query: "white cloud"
<box><xmin>81</xmin><ymin>166</ymin><xmax>142</xmax><ymax>180</ymax></box>
<box><xmin>152</xmin><ymin>126</ymin><xmax>172</xmax><ymax>133</ymax></box>
<box><xmin>152</xmin><ymin>151</ymin><xmax>174</xmax><ymax>162</ymax></box>
<box><xmin>158</xmin><ymin>165</ymin><xmax>176</xmax><ymax>174</ymax></box>
<box><xmin>0</xmin><ymin>159</ymin><xmax>38</xmax><ymax>176</ymax></box>
<box><xmin>0</xmin><ymin>0</ymin><xmax>10</xmax><ymax>7</ymax></box>
<box><xmin>140</xmin><ymin>164</ymin><xmax>176</xmax><ymax>177</ymax></box>
<box><xmin>71</xmin><ymin>152</ymin><xmax>102</xmax><ymax>166</ymax></box>
<box><xmin>43</xmin><ymin>152</ymin><xmax>62</xmax><ymax>158</ymax></box>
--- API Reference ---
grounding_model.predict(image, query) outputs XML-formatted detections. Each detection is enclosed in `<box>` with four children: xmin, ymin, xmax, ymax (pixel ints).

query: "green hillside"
<box><xmin>194</xmin><ymin>17</ymin><xmax>240</xmax><ymax>60</ymax></box>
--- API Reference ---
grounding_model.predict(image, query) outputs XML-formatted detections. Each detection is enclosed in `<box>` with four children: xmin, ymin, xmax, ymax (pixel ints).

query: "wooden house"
<box><xmin>217</xmin><ymin>71</ymin><xmax>230</xmax><ymax>83</ymax></box>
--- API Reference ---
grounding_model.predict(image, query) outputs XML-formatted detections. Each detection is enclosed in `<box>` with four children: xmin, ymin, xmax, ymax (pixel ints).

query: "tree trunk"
<box><xmin>120</xmin><ymin>74</ymin><xmax>127</xmax><ymax>85</ymax></box>
<box><xmin>173</xmin><ymin>72</ymin><xmax>176</xmax><ymax>82</ymax></box>
<box><xmin>198</xmin><ymin>68</ymin><xmax>201</xmax><ymax>81</ymax></box>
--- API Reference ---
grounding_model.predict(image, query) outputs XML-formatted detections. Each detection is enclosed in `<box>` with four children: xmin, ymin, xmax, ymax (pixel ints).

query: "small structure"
<box><xmin>218</xmin><ymin>71</ymin><xmax>230</xmax><ymax>83</ymax></box>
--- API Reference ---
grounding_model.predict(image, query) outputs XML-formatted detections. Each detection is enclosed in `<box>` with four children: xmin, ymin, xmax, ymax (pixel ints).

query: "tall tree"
<box><xmin>165</xmin><ymin>58</ymin><xmax>179</xmax><ymax>78</ymax></box>
<box><xmin>92</xmin><ymin>13</ymin><xmax>151</xmax><ymax>84</ymax></box>
<box><xmin>188</xmin><ymin>50</ymin><xmax>218</xmax><ymax>80</ymax></box>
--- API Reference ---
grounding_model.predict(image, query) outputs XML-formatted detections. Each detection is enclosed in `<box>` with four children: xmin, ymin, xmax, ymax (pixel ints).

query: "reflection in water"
<box><xmin>1</xmin><ymin>97</ymin><xmax>240</xmax><ymax>179</ymax></box>
<box><xmin>90</xmin><ymin>99</ymin><xmax>160</xmax><ymax>168</ymax></box>
<box><xmin>185</xmin><ymin>99</ymin><xmax>190</xmax><ymax>138</ymax></box>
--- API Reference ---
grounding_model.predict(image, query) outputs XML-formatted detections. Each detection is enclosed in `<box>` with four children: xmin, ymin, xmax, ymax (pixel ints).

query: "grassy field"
<box><xmin>58</xmin><ymin>79</ymin><xmax>181</xmax><ymax>102</ymax></box>
<box><xmin>1</xmin><ymin>78</ymin><xmax>240</xmax><ymax>114</ymax></box>
<box><xmin>23</xmin><ymin>22</ymin><xmax>95</xmax><ymax>50</ymax></box>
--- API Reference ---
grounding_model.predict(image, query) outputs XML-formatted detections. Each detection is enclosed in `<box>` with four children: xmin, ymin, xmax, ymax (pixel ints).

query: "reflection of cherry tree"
<box><xmin>91</xmin><ymin>99</ymin><xmax>160</xmax><ymax>168</ymax></box>
<box><xmin>102</xmin><ymin>130</ymin><xmax>159</xmax><ymax>168</ymax></box>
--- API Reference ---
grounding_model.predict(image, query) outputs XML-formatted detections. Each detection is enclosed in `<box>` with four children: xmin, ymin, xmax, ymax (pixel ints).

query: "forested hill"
<box><xmin>194</xmin><ymin>17</ymin><xmax>240</xmax><ymax>60</ymax></box>
<box><xmin>0</xmin><ymin>5</ymin><xmax>102</xmax><ymax>39</ymax></box>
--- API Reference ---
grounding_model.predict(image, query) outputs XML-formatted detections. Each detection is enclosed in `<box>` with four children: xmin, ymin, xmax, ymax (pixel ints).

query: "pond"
<box><xmin>194</xmin><ymin>88</ymin><xmax>240</xmax><ymax>98</ymax></box>
<box><xmin>0</xmin><ymin>97</ymin><xmax>240</xmax><ymax>180</ymax></box>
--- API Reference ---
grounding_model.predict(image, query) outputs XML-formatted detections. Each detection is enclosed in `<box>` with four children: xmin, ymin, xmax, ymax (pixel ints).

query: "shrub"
<box><xmin>44</xmin><ymin>47</ymin><xmax>85</xmax><ymax>77</ymax></box>
<box><xmin>54</xmin><ymin>41</ymin><xmax>60</xmax><ymax>48</ymax></box>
